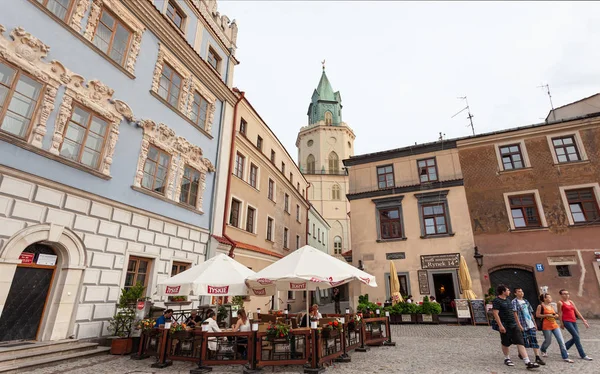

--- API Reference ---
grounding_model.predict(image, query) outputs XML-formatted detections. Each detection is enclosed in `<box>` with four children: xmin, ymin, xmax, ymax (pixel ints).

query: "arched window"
<box><xmin>332</xmin><ymin>184</ymin><xmax>341</xmax><ymax>200</ymax></box>
<box><xmin>324</xmin><ymin>111</ymin><xmax>333</xmax><ymax>125</ymax></box>
<box><xmin>328</xmin><ymin>152</ymin><xmax>339</xmax><ymax>174</ymax></box>
<box><xmin>334</xmin><ymin>236</ymin><xmax>342</xmax><ymax>255</ymax></box>
<box><xmin>306</xmin><ymin>154</ymin><xmax>315</xmax><ymax>174</ymax></box>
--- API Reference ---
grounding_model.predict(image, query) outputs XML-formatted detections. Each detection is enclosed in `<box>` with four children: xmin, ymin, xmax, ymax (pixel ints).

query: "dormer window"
<box><xmin>207</xmin><ymin>47</ymin><xmax>221</xmax><ymax>73</ymax></box>
<box><xmin>325</xmin><ymin>111</ymin><xmax>333</xmax><ymax>125</ymax></box>
<box><xmin>166</xmin><ymin>0</ymin><xmax>185</xmax><ymax>30</ymax></box>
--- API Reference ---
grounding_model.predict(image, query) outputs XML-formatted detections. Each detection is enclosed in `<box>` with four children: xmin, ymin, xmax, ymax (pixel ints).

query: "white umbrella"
<box><xmin>157</xmin><ymin>253</ymin><xmax>255</xmax><ymax>297</ymax></box>
<box><xmin>246</xmin><ymin>245</ymin><xmax>377</xmax><ymax>317</ymax></box>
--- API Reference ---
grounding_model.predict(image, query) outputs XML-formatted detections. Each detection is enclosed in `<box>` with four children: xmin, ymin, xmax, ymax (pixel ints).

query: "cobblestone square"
<box><xmin>29</xmin><ymin>322</ymin><xmax>600</xmax><ymax>374</ymax></box>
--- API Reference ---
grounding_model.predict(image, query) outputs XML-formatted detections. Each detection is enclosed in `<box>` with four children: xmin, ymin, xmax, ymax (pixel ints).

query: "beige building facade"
<box><xmin>344</xmin><ymin>141</ymin><xmax>483</xmax><ymax>312</ymax></box>
<box><xmin>217</xmin><ymin>95</ymin><xmax>310</xmax><ymax>313</ymax></box>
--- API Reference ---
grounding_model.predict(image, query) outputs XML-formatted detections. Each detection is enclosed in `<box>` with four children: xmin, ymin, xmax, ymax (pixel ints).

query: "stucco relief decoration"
<box><xmin>69</xmin><ymin>0</ymin><xmax>90</xmax><ymax>33</ymax></box>
<box><xmin>83</xmin><ymin>0</ymin><xmax>146</xmax><ymax>75</ymax></box>
<box><xmin>190</xmin><ymin>76</ymin><xmax>217</xmax><ymax>134</ymax></box>
<box><xmin>192</xmin><ymin>0</ymin><xmax>238</xmax><ymax>48</ymax></box>
<box><xmin>151</xmin><ymin>44</ymin><xmax>192</xmax><ymax>113</ymax></box>
<box><xmin>0</xmin><ymin>25</ymin><xmax>64</xmax><ymax>148</ymax></box>
<box><xmin>134</xmin><ymin>120</ymin><xmax>214</xmax><ymax>212</ymax></box>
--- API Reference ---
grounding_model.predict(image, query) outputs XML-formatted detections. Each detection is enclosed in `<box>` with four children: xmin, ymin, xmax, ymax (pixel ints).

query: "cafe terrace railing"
<box><xmin>133</xmin><ymin>315</ymin><xmax>392</xmax><ymax>373</ymax></box>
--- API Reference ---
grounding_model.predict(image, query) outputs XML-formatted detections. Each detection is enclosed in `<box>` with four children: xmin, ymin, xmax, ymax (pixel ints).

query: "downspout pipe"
<box><xmin>223</xmin><ymin>89</ymin><xmax>245</xmax><ymax>258</ymax></box>
<box><xmin>305</xmin><ymin>183</ymin><xmax>311</xmax><ymax>245</ymax></box>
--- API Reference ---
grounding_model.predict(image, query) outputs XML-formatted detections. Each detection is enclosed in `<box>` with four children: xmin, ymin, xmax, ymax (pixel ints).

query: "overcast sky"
<box><xmin>217</xmin><ymin>1</ymin><xmax>600</xmax><ymax>159</ymax></box>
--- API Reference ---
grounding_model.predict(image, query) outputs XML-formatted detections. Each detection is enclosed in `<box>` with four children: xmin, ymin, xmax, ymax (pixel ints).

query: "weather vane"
<box><xmin>321</xmin><ymin>59</ymin><xmax>326</xmax><ymax>70</ymax></box>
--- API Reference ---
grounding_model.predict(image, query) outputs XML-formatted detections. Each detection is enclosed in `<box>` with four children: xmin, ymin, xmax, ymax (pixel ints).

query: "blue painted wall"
<box><xmin>0</xmin><ymin>1</ymin><xmax>226</xmax><ymax>229</ymax></box>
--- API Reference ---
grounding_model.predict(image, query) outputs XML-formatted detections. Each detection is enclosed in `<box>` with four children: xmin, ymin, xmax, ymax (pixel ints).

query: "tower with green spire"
<box><xmin>307</xmin><ymin>67</ymin><xmax>342</xmax><ymax>125</ymax></box>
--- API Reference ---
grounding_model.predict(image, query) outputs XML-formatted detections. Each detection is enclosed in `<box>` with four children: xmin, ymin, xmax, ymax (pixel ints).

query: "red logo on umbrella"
<box><xmin>290</xmin><ymin>282</ymin><xmax>306</xmax><ymax>290</ymax></box>
<box><xmin>257</xmin><ymin>278</ymin><xmax>273</xmax><ymax>285</ymax></box>
<box><xmin>165</xmin><ymin>285</ymin><xmax>181</xmax><ymax>294</ymax></box>
<box><xmin>329</xmin><ymin>280</ymin><xmax>345</xmax><ymax>287</ymax></box>
<box><xmin>207</xmin><ymin>285</ymin><xmax>229</xmax><ymax>294</ymax></box>
<box><xmin>252</xmin><ymin>288</ymin><xmax>266</xmax><ymax>296</ymax></box>
<box><xmin>359</xmin><ymin>277</ymin><xmax>371</xmax><ymax>285</ymax></box>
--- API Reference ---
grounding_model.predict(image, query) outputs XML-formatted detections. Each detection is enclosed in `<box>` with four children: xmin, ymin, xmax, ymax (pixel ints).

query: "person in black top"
<box><xmin>492</xmin><ymin>284</ymin><xmax>539</xmax><ymax>370</ymax></box>
<box><xmin>184</xmin><ymin>310</ymin><xmax>202</xmax><ymax>328</ymax></box>
<box><xmin>332</xmin><ymin>287</ymin><xmax>341</xmax><ymax>314</ymax></box>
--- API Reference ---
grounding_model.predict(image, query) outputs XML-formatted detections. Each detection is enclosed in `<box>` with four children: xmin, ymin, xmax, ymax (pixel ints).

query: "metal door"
<box><xmin>489</xmin><ymin>267</ymin><xmax>539</xmax><ymax>311</ymax></box>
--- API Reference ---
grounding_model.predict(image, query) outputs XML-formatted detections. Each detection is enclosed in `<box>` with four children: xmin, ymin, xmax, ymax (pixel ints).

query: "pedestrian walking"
<box><xmin>332</xmin><ymin>287</ymin><xmax>341</xmax><ymax>314</ymax></box>
<box><xmin>536</xmin><ymin>293</ymin><xmax>572</xmax><ymax>363</ymax></box>
<box><xmin>558</xmin><ymin>289</ymin><xmax>593</xmax><ymax>361</ymax></box>
<box><xmin>492</xmin><ymin>284</ymin><xmax>539</xmax><ymax>369</ymax></box>
<box><xmin>511</xmin><ymin>288</ymin><xmax>545</xmax><ymax>366</ymax></box>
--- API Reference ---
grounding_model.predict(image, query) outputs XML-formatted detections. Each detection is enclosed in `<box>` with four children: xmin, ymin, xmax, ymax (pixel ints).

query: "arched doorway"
<box><xmin>489</xmin><ymin>265</ymin><xmax>539</xmax><ymax>311</ymax></box>
<box><xmin>0</xmin><ymin>244</ymin><xmax>57</xmax><ymax>342</ymax></box>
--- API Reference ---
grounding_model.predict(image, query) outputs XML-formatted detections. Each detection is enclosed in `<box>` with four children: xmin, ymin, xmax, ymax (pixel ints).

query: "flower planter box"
<box><xmin>321</xmin><ymin>329</ymin><xmax>340</xmax><ymax>340</ymax></box>
<box><xmin>110</xmin><ymin>337</ymin><xmax>133</xmax><ymax>355</ymax></box>
<box><xmin>400</xmin><ymin>314</ymin><xmax>417</xmax><ymax>324</ymax></box>
<box><xmin>389</xmin><ymin>314</ymin><xmax>402</xmax><ymax>324</ymax></box>
<box><xmin>416</xmin><ymin>314</ymin><xmax>439</xmax><ymax>324</ymax></box>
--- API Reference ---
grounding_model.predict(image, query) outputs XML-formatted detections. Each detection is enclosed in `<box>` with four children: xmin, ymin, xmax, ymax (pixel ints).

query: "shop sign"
<box><xmin>137</xmin><ymin>301</ymin><xmax>145</xmax><ymax>310</ymax></box>
<box><xmin>37</xmin><ymin>254</ymin><xmax>57</xmax><ymax>266</ymax></box>
<box><xmin>420</xmin><ymin>253</ymin><xmax>460</xmax><ymax>269</ymax></box>
<box><xmin>455</xmin><ymin>299</ymin><xmax>471</xmax><ymax>319</ymax></box>
<box><xmin>19</xmin><ymin>252</ymin><xmax>34</xmax><ymax>264</ymax></box>
<box><xmin>386</xmin><ymin>252</ymin><xmax>406</xmax><ymax>260</ymax></box>
<box><xmin>535</xmin><ymin>263</ymin><xmax>544</xmax><ymax>272</ymax></box>
<box><xmin>547</xmin><ymin>256</ymin><xmax>576</xmax><ymax>266</ymax></box>
<box><xmin>417</xmin><ymin>270</ymin><xmax>430</xmax><ymax>295</ymax></box>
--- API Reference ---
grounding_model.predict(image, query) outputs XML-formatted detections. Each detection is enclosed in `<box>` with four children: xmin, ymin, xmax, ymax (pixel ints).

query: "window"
<box><xmin>328</xmin><ymin>152</ymin><xmax>339</xmax><ymax>173</ymax></box>
<box><xmin>552</xmin><ymin>136</ymin><xmax>580</xmax><ymax>163</ymax></box>
<box><xmin>284</xmin><ymin>194</ymin><xmax>290</xmax><ymax>213</ymax></box>
<box><xmin>287</xmin><ymin>291</ymin><xmax>295</xmax><ymax>300</ymax></box>
<box><xmin>332</xmin><ymin>184</ymin><xmax>341</xmax><ymax>200</ymax></box>
<box><xmin>324</xmin><ymin>111</ymin><xmax>333</xmax><ymax>125</ymax></box>
<box><xmin>307</xmin><ymin>140</ymin><xmax>313</xmax><ymax>147</ymax></box>
<box><xmin>0</xmin><ymin>62</ymin><xmax>43</xmax><ymax>139</ymax></box>
<box><xmin>166</xmin><ymin>0</ymin><xmax>185</xmax><ymax>30</ymax></box>
<box><xmin>234</xmin><ymin>152</ymin><xmax>245</xmax><ymax>179</ymax></box>
<box><xmin>37</xmin><ymin>0</ymin><xmax>72</xmax><ymax>21</ymax></box>
<box><xmin>125</xmin><ymin>256</ymin><xmax>151</xmax><ymax>290</ymax></box>
<box><xmin>422</xmin><ymin>204</ymin><xmax>447</xmax><ymax>235</ymax></box>
<box><xmin>557</xmin><ymin>265</ymin><xmax>571</xmax><ymax>277</ymax></box>
<box><xmin>141</xmin><ymin>145</ymin><xmax>170</xmax><ymax>194</ymax></box>
<box><xmin>322</xmin><ymin>232</ymin><xmax>324</xmax><ymax>243</ymax></box>
<box><xmin>334</xmin><ymin>236</ymin><xmax>342</xmax><ymax>255</ymax></box>
<box><xmin>388</xmin><ymin>274</ymin><xmax>409</xmax><ymax>297</ymax></box>
<box><xmin>377</xmin><ymin>165</ymin><xmax>394</xmax><ymax>189</ymax></box>
<box><xmin>313</xmin><ymin>224</ymin><xmax>316</xmax><ymax>238</ymax></box>
<box><xmin>509</xmin><ymin>194</ymin><xmax>541</xmax><ymax>228</ymax></box>
<box><xmin>281</xmin><ymin>162</ymin><xmax>286</xmax><ymax>174</ymax></box>
<box><xmin>270</xmin><ymin>149</ymin><xmax>276</xmax><ymax>164</ymax></box>
<box><xmin>171</xmin><ymin>261</ymin><xmax>190</xmax><ymax>276</ymax></box>
<box><xmin>179</xmin><ymin>165</ymin><xmax>200</xmax><ymax>207</ymax></box>
<box><xmin>249</xmin><ymin>164</ymin><xmax>258</xmax><ymax>188</ymax></box>
<box><xmin>318</xmin><ymin>228</ymin><xmax>321</xmax><ymax>242</ymax></box>
<box><xmin>296</xmin><ymin>204</ymin><xmax>300</xmax><ymax>221</ymax></box>
<box><xmin>566</xmin><ymin>188</ymin><xmax>599</xmax><ymax>223</ymax></box>
<box><xmin>157</xmin><ymin>63</ymin><xmax>182</xmax><ymax>107</ymax></box>
<box><xmin>290</xmin><ymin>172</ymin><xmax>293</xmax><ymax>184</ymax></box>
<box><xmin>297</xmin><ymin>182</ymin><xmax>300</xmax><ymax>191</ymax></box>
<box><xmin>207</xmin><ymin>47</ymin><xmax>221</xmax><ymax>72</ymax></box>
<box><xmin>246</xmin><ymin>207</ymin><xmax>255</xmax><ymax>233</ymax></box>
<box><xmin>93</xmin><ymin>10</ymin><xmax>132</xmax><ymax>67</ymax></box>
<box><xmin>499</xmin><ymin>144</ymin><xmax>524</xmax><ymax>170</ymax></box>
<box><xmin>229</xmin><ymin>199</ymin><xmax>241</xmax><ymax>227</ymax></box>
<box><xmin>190</xmin><ymin>92</ymin><xmax>209</xmax><ymax>127</ymax></box>
<box><xmin>266</xmin><ymin>217</ymin><xmax>273</xmax><ymax>241</ymax></box>
<box><xmin>418</xmin><ymin>158</ymin><xmax>438</xmax><ymax>183</ymax></box>
<box><xmin>308</xmin><ymin>220</ymin><xmax>311</xmax><ymax>234</ymax></box>
<box><xmin>60</xmin><ymin>105</ymin><xmax>109</xmax><ymax>169</ymax></box>
<box><xmin>239</xmin><ymin>118</ymin><xmax>247</xmax><ymax>136</ymax></box>
<box><xmin>257</xmin><ymin>135</ymin><xmax>263</xmax><ymax>151</ymax></box>
<box><xmin>296</xmin><ymin>235</ymin><xmax>300</xmax><ymax>249</ymax></box>
<box><xmin>283</xmin><ymin>227</ymin><xmax>289</xmax><ymax>249</ymax></box>
<box><xmin>268</xmin><ymin>179</ymin><xmax>274</xmax><ymax>201</ymax></box>
<box><xmin>306</xmin><ymin>154</ymin><xmax>316</xmax><ymax>174</ymax></box>
<box><xmin>379</xmin><ymin>208</ymin><xmax>403</xmax><ymax>239</ymax></box>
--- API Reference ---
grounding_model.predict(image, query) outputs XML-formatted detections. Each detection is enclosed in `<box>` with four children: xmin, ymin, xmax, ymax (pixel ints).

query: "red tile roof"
<box><xmin>234</xmin><ymin>241</ymin><xmax>284</xmax><ymax>259</ymax></box>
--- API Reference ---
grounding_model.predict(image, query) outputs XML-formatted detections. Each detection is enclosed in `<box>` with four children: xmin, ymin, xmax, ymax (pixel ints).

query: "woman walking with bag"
<box><xmin>536</xmin><ymin>293</ymin><xmax>572</xmax><ymax>363</ymax></box>
<box><xmin>558</xmin><ymin>289</ymin><xmax>593</xmax><ymax>361</ymax></box>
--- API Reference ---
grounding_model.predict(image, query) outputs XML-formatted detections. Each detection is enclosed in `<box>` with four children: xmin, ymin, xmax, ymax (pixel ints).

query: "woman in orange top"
<box><xmin>536</xmin><ymin>293</ymin><xmax>572</xmax><ymax>363</ymax></box>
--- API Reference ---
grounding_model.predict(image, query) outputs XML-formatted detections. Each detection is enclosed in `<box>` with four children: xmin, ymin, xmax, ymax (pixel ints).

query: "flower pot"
<box><xmin>110</xmin><ymin>337</ymin><xmax>133</xmax><ymax>355</ymax></box>
<box><xmin>417</xmin><ymin>314</ymin><xmax>439</xmax><ymax>324</ymax></box>
<box><xmin>400</xmin><ymin>314</ymin><xmax>416</xmax><ymax>324</ymax></box>
<box><xmin>389</xmin><ymin>315</ymin><xmax>402</xmax><ymax>324</ymax></box>
<box><xmin>321</xmin><ymin>329</ymin><xmax>340</xmax><ymax>340</ymax></box>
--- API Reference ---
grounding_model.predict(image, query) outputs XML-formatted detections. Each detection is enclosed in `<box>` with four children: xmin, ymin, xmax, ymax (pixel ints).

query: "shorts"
<box><xmin>522</xmin><ymin>328</ymin><xmax>539</xmax><ymax>349</ymax></box>
<box><xmin>500</xmin><ymin>325</ymin><xmax>525</xmax><ymax>347</ymax></box>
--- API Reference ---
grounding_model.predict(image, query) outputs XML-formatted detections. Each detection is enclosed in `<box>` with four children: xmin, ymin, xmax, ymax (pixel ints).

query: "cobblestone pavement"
<box><xmin>30</xmin><ymin>322</ymin><xmax>600</xmax><ymax>374</ymax></box>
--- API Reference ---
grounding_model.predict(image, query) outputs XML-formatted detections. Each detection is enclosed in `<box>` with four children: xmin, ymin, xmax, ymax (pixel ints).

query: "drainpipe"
<box><xmin>223</xmin><ymin>88</ymin><xmax>245</xmax><ymax>258</ymax></box>
<box><xmin>305</xmin><ymin>183</ymin><xmax>311</xmax><ymax>245</ymax></box>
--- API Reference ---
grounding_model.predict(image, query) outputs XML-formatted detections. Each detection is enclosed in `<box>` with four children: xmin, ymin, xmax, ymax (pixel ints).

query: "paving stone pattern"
<box><xmin>30</xmin><ymin>322</ymin><xmax>600</xmax><ymax>374</ymax></box>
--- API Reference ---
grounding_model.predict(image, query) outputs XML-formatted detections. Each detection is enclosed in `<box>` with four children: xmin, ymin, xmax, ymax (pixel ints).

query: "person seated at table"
<box><xmin>430</xmin><ymin>296</ymin><xmax>438</xmax><ymax>303</ymax></box>
<box><xmin>154</xmin><ymin>309</ymin><xmax>174</xmax><ymax>328</ymax></box>
<box><xmin>203</xmin><ymin>310</ymin><xmax>222</xmax><ymax>352</ymax></box>
<box><xmin>232</xmin><ymin>309</ymin><xmax>251</xmax><ymax>332</ymax></box>
<box><xmin>185</xmin><ymin>310</ymin><xmax>202</xmax><ymax>328</ymax></box>
<box><xmin>300</xmin><ymin>304</ymin><xmax>322</xmax><ymax>327</ymax></box>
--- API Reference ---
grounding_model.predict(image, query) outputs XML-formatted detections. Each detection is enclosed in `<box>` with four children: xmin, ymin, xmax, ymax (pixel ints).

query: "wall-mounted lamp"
<box><xmin>358</xmin><ymin>260</ymin><xmax>364</xmax><ymax>271</ymax></box>
<box><xmin>474</xmin><ymin>246</ymin><xmax>484</xmax><ymax>268</ymax></box>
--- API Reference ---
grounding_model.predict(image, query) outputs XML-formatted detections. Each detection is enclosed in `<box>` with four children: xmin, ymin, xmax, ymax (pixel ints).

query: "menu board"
<box><xmin>455</xmin><ymin>299</ymin><xmax>471</xmax><ymax>319</ymax></box>
<box><xmin>469</xmin><ymin>299</ymin><xmax>488</xmax><ymax>325</ymax></box>
<box><xmin>417</xmin><ymin>270</ymin><xmax>430</xmax><ymax>295</ymax></box>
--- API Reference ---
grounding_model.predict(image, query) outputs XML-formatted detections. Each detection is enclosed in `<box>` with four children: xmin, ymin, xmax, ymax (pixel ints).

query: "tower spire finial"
<box><xmin>321</xmin><ymin>59</ymin><xmax>326</xmax><ymax>71</ymax></box>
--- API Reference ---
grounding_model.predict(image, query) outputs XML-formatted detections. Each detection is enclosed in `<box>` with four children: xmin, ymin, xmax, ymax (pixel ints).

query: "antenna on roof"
<box><xmin>538</xmin><ymin>83</ymin><xmax>555</xmax><ymax>121</ymax></box>
<box><xmin>451</xmin><ymin>96</ymin><xmax>475</xmax><ymax>135</ymax></box>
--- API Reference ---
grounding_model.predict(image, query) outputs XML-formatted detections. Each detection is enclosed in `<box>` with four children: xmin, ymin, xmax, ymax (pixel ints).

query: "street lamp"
<box><xmin>473</xmin><ymin>246</ymin><xmax>484</xmax><ymax>268</ymax></box>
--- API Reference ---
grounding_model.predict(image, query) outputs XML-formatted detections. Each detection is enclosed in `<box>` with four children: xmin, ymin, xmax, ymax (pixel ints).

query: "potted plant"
<box><xmin>321</xmin><ymin>319</ymin><xmax>342</xmax><ymax>339</ymax></box>
<box><xmin>347</xmin><ymin>314</ymin><xmax>362</xmax><ymax>331</ymax></box>
<box><xmin>401</xmin><ymin>302</ymin><xmax>418</xmax><ymax>324</ymax></box>
<box><xmin>108</xmin><ymin>309</ymin><xmax>135</xmax><ymax>354</ymax></box>
<box><xmin>265</xmin><ymin>321</ymin><xmax>290</xmax><ymax>341</ymax></box>
<box><xmin>417</xmin><ymin>297</ymin><xmax>442</xmax><ymax>324</ymax></box>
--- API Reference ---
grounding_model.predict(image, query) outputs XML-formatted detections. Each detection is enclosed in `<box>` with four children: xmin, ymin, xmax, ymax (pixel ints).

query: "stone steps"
<box><xmin>0</xmin><ymin>340</ymin><xmax>110</xmax><ymax>373</ymax></box>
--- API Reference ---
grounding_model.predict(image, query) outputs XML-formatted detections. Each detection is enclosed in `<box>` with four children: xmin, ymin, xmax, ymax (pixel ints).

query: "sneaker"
<box><xmin>582</xmin><ymin>356</ymin><xmax>593</xmax><ymax>361</ymax></box>
<box><xmin>564</xmin><ymin>359</ymin><xmax>574</xmax><ymax>363</ymax></box>
<box><xmin>535</xmin><ymin>357</ymin><xmax>546</xmax><ymax>366</ymax></box>
<box><xmin>541</xmin><ymin>352</ymin><xmax>548</xmax><ymax>357</ymax></box>
<box><xmin>504</xmin><ymin>358</ymin><xmax>515</xmax><ymax>366</ymax></box>
<box><xmin>525</xmin><ymin>362</ymin><xmax>540</xmax><ymax>369</ymax></box>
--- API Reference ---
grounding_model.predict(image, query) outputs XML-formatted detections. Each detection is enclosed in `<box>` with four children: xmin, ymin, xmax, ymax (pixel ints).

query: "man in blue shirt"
<box><xmin>512</xmin><ymin>288</ymin><xmax>545</xmax><ymax>366</ymax></box>
<box><xmin>155</xmin><ymin>309</ymin><xmax>174</xmax><ymax>327</ymax></box>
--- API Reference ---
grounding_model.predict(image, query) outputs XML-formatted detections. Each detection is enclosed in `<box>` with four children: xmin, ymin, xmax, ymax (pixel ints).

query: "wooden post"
<box><xmin>334</xmin><ymin>322</ymin><xmax>351</xmax><ymax>362</ymax></box>
<box><xmin>151</xmin><ymin>328</ymin><xmax>173</xmax><ymax>368</ymax></box>
<box><xmin>355</xmin><ymin>322</ymin><xmax>369</xmax><ymax>352</ymax></box>
<box><xmin>383</xmin><ymin>315</ymin><xmax>396</xmax><ymax>346</ymax></box>
<box><xmin>130</xmin><ymin>331</ymin><xmax>147</xmax><ymax>360</ymax></box>
<box><xmin>303</xmin><ymin>328</ymin><xmax>325</xmax><ymax>373</ymax></box>
<box><xmin>189</xmin><ymin>330</ymin><xmax>212</xmax><ymax>374</ymax></box>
